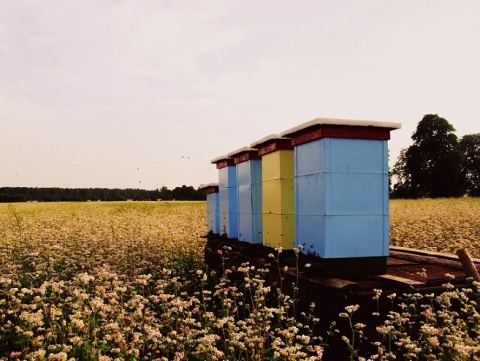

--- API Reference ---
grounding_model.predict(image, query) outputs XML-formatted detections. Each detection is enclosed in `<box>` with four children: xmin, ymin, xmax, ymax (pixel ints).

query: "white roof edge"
<box><xmin>210</xmin><ymin>155</ymin><xmax>231</xmax><ymax>164</ymax></box>
<box><xmin>227</xmin><ymin>146</ymin><xmax>257</xmax><ymax>157</ymax></box>
<box><xmin>199</xmin><ymin>182</ymin><xmax>218</xmax><ymax>189</ymax></box>
<box><xmin>250</xmin><ymin>133</ymin><xmax>290</xmax><ymax>148</ymax></box>
<box><xmin>280</xmin><ymin>118</ymin><xmax>402</xmax><ymax>137</ymax></box>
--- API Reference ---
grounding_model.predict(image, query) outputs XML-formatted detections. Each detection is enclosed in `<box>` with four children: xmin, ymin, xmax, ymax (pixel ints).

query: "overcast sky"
<box><xmin>1</xmin><ymin>1</ymin><xmax>479</xmax><ymax>190</ymax></box>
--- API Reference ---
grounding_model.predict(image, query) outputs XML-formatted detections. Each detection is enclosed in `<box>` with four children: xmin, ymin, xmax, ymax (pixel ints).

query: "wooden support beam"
<box><xmin>456</xmin><ymin>248</ymin><xmax>480</xmax><ymax>281</ymax></box>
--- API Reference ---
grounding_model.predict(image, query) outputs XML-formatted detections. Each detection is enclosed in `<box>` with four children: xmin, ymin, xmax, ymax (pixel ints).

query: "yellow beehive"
<box><xmin>251</xmin><ymin>135</ymin><xmax>294</xmax><ymax>249</ymax></box>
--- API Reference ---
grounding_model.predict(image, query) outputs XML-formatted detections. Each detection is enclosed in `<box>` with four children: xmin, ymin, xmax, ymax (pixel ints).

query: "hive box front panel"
<box><xmin>219</xmin><ymin>165</ymin><xmax>238</xmax><ymax>189</ymax></box>
<box><xmin>262</xmin><ymin>178</ymin><xmax>295</xmax><ymax>215</ymax></box>
<box><xmin>218</xmin><ymin>166</ymin><xmax>238</xmax><ymax>238</ymax></box>
<box><xmin>237</xmin><ymin>159</ymin><xmax>262</xmax><ymax>185</ymax></box>
<box><xmin>260</xmin><ymin>150</ymin><xmax>295</xmax><ymax>249</ymax></box>
<box><xmin>236</xmin><ymin>160</ymin><xmax>262</xmax><ymax>243</ymax></box>
<box><xmin>262</xmin><ymin>213</ymin><xmax>295</xmax><ymax>249</ymax></box>
<box><xmin>206</xmin><ymin>192</ymin><xmax>220</xmax><ymax>234</ymax></box>
<box><xmin>296</xmin><ymin>215</ymin><xmax>389</xmax><ymax>258</ymax></box>
<box><xmin>237</xmin><ymin>183</ymin><xmax>263</xmax><ymax>243</ymax></box>
<box><xmin>262</xmin><ymin>150</ymin><xmax>294</xmax><ymax>181</ymax></box>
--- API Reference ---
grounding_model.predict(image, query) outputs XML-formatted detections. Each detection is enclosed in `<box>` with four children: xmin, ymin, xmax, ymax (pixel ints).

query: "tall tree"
<box><xmin>159</xmin><ymin>186</ymin><xmax>172</xmax><ymax>200</ymax></box>
<box><xmin>392</xmin><ymin>114</ymin><xmax>465</xmax><ymax>198</ymax></box>
<box><xmin>460</xmin><ymin>133</ymin><xmax>480</xmax><ymax>196</ymax></box>
<box><xmin>391</xmin><ymin>148</ymin><xmax>416</xmax><ymax>198</ymax></box>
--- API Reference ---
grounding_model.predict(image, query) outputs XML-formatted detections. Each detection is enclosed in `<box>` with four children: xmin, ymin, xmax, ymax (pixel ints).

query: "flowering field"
<box><xmin>390</xmin><ymin>198</ymin><xmax>480</xmax><ymax>257</ymax></box>
<box><xmin>1</xmin><ymin>199</ymin><xmax>480</xmax><ymax>360</ymax></box>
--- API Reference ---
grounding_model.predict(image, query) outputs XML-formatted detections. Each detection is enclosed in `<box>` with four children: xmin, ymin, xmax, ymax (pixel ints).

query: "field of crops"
<box><xmin>390</xmin><ymin>198</ymin><xmax>480</xmax><ymax>257</ymax></box>
<box><xmin>1</xmin><ymin>199</ymin><xmax>480</xmax><ymax>360</ymax></box>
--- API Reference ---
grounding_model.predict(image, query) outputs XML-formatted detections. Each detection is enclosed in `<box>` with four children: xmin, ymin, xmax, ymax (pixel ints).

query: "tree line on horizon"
<box><xmin>0</xmin><ymin>185</ymin><xmax>206</xmax><ymax>203</ymax></box>
<box><xmin>391</xmin><ymin>113</ymin><xmax>480</xmax><ymax>198</ymax></box>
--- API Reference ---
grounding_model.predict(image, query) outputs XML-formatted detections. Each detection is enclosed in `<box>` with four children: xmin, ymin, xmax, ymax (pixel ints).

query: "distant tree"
<box><xmin>0</xmin><ymin>186</ymin><xmax>203</xmax><ymax>202</ymax></box>
<box><xmin>193</xmin><ymin>188</ymin><xmax>206</xmax><ymax>200</ymax></box>
<box><xmin>460</xmin><ymin>133</ymin><xmax>480</xmax><ymax>196</ymax></box>
<box><xmin>392</xmin><ymin>114</ymin><xmax>465</xmax><ymax>198</ymax></box>
<box><xmin>0</xmin><ymin>193</ymin><xmax>27</xmax><ymax>202</ymax></box>
<box><xmin>172</xmin><ymin>185</ymin><xmax>193</xmax><ymax>200</ymax></box>
<box><xmin>171</xmin><ymin>185</ymin><xmax>205</xmax><ymax>201</ymax></box>
<box><xmin>159</xmin><ymin>186</ymin><xmax>172</xmax><ymax>200</ymax></box>
<box><xmin>391</xmin><ymin>149</ymin><xmax>416</xmax><ymax>198</ymax></box>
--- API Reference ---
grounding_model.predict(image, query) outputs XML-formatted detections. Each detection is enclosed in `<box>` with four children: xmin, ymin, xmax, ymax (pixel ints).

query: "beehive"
<box><xmin>199</xmin><ymin>183</ymin><xmax>220</xmax><ymax>234</ymax></box>
<box><xmin>281</xmin><ymin>118</ymin><xmax>401</xmax><ymax>259</ymax></box>
<box><xmin>211</xmin><ymin>156</ymin><xmax>238</xmax><ymax>238</ymax></box>
<box><xmin>251</xmin><ymin>135</ymin><xmax>294</xmax><ymax>249</ymax></box>
<box><xmin>227</xmin><ymin>147</ymin><xmax>262</xmax><ymax>244</ymax></box>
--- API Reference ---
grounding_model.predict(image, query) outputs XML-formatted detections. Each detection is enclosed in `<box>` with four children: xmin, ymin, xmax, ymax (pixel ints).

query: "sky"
<box><xmin>1</xmin><ymin>1</ymin><xmax>479</xmax><ymax>190</ymax></box>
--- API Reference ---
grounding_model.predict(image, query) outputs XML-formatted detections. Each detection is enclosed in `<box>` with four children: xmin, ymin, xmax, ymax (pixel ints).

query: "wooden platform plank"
<box><xmin>307</xmin><ymin>276</ymin><xmax>360</xmax><ymax>290</ymax></box>
<box><xmin>389</xmin><ymin>250</ymin><xmax>467</xmax><ymax>270</ymax></box>
<box><xmin>377</xmin><ymin>274</ymin><xmax>426</xmax><ymax>286</ymax></box>
<box><xmin>390</xmin><ymin>246</ymin><xmax>480</xmax><ymax>263</ymax></box>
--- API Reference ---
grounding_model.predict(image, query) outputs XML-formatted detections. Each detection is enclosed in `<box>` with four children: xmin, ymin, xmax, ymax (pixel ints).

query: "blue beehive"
<box><xmin>199</xmin><ymin>183</ymin><xmax>220</xmax><ymax>234</ymax></box>
<box><xmin>227</xmin><ymin>147</ymin><xmax>263</xmax><ymax>244</ymax></box>
<box><xmin>211</xmin><ymin>156</ymin><xmax>239</xmax><ymax>238</ymax></box>
<box><xmin>281</xmin><ymin>118</ymin><xmax>401</xmax><ymax>259</ymax></box>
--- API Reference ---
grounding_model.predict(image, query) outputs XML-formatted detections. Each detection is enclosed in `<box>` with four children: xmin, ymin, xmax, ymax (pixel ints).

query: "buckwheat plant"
<box><xmin>0</xmin><ymin>202</ymin><xmax>324</xmax><ymax>360</ymax></box>
<box><xmin>355</xmin><ymin>278</ymin><xmax>480</xmax><ymax>360</ymax></box>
